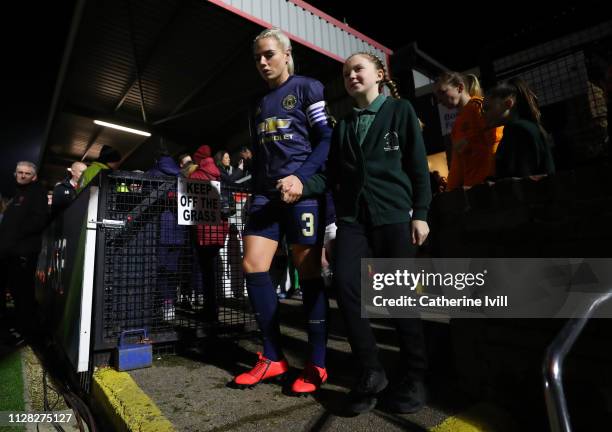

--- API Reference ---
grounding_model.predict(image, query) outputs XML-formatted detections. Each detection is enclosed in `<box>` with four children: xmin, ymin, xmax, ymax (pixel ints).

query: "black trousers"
<box><xmin>197</xmin><ymin>246</ymin><xmax>222</xmax><ymax>317</ymax></box>
<box><xmin>0</xmin><ymin>254</ymin><xmax>38</xmax><ymax>337</ymax></box>
<box><xmin>335</xmin><ymin>220</ymin><xmax>427</xmax><ymax>379</ymax></box>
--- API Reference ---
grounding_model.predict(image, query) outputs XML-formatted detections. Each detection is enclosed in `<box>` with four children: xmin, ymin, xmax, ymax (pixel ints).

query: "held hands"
<box><xmin>276</xmin><ymin>175</ymin><xmax>303</xmax><ymax>204</ymax></box>
<box><xmin>411</xmin><ymin>219</ymin><xmax>430</xmax><ymax>246</ymax></box>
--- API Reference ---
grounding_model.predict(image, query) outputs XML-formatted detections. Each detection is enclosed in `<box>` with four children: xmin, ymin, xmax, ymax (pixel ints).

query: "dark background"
<box><xmin>0</xmin><ymin>2</ymin><xmax>75</xmax><ymax>197</ymax></box>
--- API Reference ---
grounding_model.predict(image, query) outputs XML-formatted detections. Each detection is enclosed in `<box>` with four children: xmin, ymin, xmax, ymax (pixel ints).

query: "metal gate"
<box><xmin>93</xmin><ymin>171</ymin><xmax>255</xmax><ymax>350</ymax></box>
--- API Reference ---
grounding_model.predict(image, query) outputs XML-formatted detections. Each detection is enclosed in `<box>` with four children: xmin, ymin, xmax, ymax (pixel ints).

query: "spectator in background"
<box><xmin>214</xmin><ymin>150</ymin><xmax>244</xmax><ymax>184</ymax></box>
<box><xmin>0</xmin><ymin>194</ymin><xmax>9</xmax><ymax>224</ymax></box>
<box><xmin>179</xmin><ymin>155</ymin><xmax>198</xmax><ymax>178</ymax></box>
<box><xmin>435</xmin><ymin>72</ymin><xmax>504</xmax><ymax>190</ymax></box>
<box><xmin>178</xmin><ymin>153</ymin><xmax>193</xmax><ymax>170</ymax></box>
<box><xmin>563</xmin><ymin>51</ymin><xmax>608</xmax><ymax>164</ymax></box>
<box><xmin>0</xmin><ymin>161</ymin><xmax>48</xmax><ymax>344</ymax></box>
<box><xmin>191</xmin><ymin>145</ymin><xmax>220</xmax><ymax>181</ymax></box>
<box><xmin>0</xmin><ymin>194</ymin><xmax>8</xmax><ymax>320</ymax></box>
<box><xmin>430</xmin><ymin>170</ymin><xmax>448</xmax><ymax>196</ymax></box>
<box><xmin>239</xmin><ymin>146</ymin><xmax>253</xmax><ymax>175</ymax></box>
<box><xmin>483</xmin><ymin>77</ymin><xmax>555</xmax><ymax>178</ymax></box>
<box><xmin>51</xmin><ymin>161</ymin><xmax>87</xmax><ymax>213</ymax></box>
<box><xmin>214</xmin><ymin>149</ymin><xmax>246</xmax><ymax>301</ymax></box>
<box><xmin>233</xmin><ymin>146</ymin><xmax>253</xmax><ymax>187</ymax></box>
<box><xmin>189</xmin><ymin>145</ymin><xmax>226</xmax><ymax>321</ymax></box>
<box><xmin>147</xmin><ymin>140</ymin><xmax>183</xmax><ymax>321</ymax></box>
<box><xmin>585</xmin><ymin>53</ymin><xmax>608</xmax><ymax>155</ymax></box>
<box><xmin>148</xmin><ymin>140</ymin><xmax>181</xmax><ymax>177</ymax></box>
<box><xmin>78</xmin><ymin>145</ymin><xmax>122</xmax><ymax>191</ymax></box>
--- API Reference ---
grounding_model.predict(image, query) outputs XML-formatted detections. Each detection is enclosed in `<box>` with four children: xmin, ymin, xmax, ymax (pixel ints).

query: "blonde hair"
<box><xmin>436</xmin><ymin>71</ymin><xmax>483</xmax><ymax>97</ymax></box>
<box><xmin>254</xmin><ymin>28</ymin><xmax>294</xmax><ymax>75</ymax></box>
<box><xmin>347</xmin><ymin>52</ymin><xmax>400</xmax><ymax>99</ymax></box>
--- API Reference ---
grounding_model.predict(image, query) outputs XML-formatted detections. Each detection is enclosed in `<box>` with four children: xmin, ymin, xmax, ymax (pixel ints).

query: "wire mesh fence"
<box><xmin>483</xmin><ymin>20</ymin><xmax>611</xmax><ymax>170</ymax></box>
<box><xmin>98</xmin><ymin>172</ymin><xmax>255</xmax><ymax>345</ymax></box>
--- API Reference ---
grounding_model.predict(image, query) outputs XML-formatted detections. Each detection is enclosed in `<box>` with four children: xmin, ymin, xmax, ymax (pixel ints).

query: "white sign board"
<box><xmin>438</xmin><ymin>104</ymin><xmax>458</xmax><ymax>136</ymax></box>
<box><xmin>177</xmin><ymin>178</ymin><xmax>221</xmax><ymax>225</ymax></box>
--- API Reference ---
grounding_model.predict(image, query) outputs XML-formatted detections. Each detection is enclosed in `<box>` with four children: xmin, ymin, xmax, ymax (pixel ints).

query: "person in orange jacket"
<box><xmin>435</xmin><ymin>72</ymin><xmax>504</xmax><ymax>190</ymax></box>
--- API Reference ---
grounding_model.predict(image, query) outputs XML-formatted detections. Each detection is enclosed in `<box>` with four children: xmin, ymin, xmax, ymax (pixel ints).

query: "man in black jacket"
<box><xmin>0</xmin><ymin>161</ymin><xmax>48</xmax><ymax>342</ymax></box>
<box><xmin>51</xmin><ymin>161</ymin><xmax>87</xmax><ymax>214</ymax></box>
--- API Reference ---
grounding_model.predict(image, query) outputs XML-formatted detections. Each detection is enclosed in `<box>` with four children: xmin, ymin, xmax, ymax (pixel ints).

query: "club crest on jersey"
<box><xmin>383</xmin><ymin>131</ymin><xmax>400</xmax><ymax>152</ymax></box>
<box><xmin>282</xmin><ymin>94</ymin><xmax>297</xmax><ymax>110</ymax></box>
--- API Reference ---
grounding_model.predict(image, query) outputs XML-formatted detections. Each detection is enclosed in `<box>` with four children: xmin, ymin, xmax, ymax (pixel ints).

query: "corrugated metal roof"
<box><xmin>210</xmin><ymin>0</ymin><xmax>391</xmax><ymax>64</ymax></box>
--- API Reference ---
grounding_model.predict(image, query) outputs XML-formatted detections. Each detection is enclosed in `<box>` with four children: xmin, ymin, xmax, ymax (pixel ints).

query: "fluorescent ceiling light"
<box><xmin>93</xmin><ymin>120</ymin><xmax>151</xmax><ymax>137</ymax></box>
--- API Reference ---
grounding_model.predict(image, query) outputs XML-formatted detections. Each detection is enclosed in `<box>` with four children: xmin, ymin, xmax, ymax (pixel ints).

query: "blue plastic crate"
<box><xmin>116</xmin><ymin>329</ymin><xmax>152</xmax><ymax>371</ymax></box>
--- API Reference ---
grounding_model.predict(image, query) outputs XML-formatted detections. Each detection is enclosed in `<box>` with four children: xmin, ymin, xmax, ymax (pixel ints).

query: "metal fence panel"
<box><xmin>96</xmin><ymin>172</ymin><xmax>255</xmax><ymax>347</ymax></box>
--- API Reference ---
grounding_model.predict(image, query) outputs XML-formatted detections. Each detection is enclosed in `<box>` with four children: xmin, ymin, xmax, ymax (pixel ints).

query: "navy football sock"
<box><xmin>246</xmin><ymin>272</ymin><xmax>282</xmax><ymax>361</ymax></box>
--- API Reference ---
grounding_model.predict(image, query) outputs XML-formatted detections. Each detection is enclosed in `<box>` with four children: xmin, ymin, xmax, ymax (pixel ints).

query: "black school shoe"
<box><xmin>347</xmin><ymin>368</ymin><xmax>388</xmax><ymax>414</ymax></box>
<box><xmin>381</xmin><ymin>377</ymin><xmax>426</xmax><ymax>414</ymax></box>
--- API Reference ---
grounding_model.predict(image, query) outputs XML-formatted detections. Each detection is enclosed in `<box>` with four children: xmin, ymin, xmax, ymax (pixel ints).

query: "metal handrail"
<box><xmin>543</xmin><ymin>291</ymin><xmax>612</xmax><ymax>432</ymax></box>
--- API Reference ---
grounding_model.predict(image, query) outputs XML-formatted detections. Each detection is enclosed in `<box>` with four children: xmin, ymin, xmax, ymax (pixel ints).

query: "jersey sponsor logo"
<box><xmin>257</xmin><ymin>117</ymin><xmax>292</xmax><ymax>134</ymax></box>
<box><xmin>383</xmin><ymin>131</ymin><xmax>400</xmax><ymax>152</ymax></box>
<box><xmin>282</xmin><ymin>94</ymin><xmax>298</xmax><ymax>110</ymax></box>
<box><xmin>259</xmin><ymin>133</ymin><xmax>295</xmax><ymax>144</ymax></box>
<box><xmin>257</xmin><ymin>117</ymin><xmax>294</xmax><ymax>145</ymax></box>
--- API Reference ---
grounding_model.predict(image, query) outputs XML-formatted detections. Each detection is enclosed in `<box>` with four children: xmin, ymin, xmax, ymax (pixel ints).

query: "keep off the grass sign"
<box><xmin>177</xmin><ymin>178</ymin><xmax>221</xmax><ymax>225</ymax></box>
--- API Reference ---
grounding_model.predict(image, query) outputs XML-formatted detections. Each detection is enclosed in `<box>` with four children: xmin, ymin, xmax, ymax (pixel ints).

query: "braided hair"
<box><xmin>347</xmin><ymin>52</ymin><xmax>400</xmax><ymax>99</ymax></box>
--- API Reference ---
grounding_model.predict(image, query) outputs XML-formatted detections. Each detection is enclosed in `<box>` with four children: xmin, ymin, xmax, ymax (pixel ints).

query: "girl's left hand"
<box><xmin>411</xmin><ymin>219</ymin><xmax>430</xmax><ymax>246</ymax></box>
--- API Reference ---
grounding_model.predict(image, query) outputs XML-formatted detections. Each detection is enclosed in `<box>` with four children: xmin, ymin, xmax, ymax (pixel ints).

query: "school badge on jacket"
<box><xmin>383</xmin><ymin>131</ymin><xmax>400</xmax><ymax>152</ymax></box>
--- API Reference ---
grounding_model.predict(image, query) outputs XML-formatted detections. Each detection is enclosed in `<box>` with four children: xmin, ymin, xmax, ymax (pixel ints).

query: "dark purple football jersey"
<box><xmin>253</xmin><ymin>75</ymin><xmax>331</xmax><ymax>193</ymax></box>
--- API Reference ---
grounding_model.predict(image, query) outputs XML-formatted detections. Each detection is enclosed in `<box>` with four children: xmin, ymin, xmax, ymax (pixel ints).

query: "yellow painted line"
<box><xmin>430</xmin><ymin>403</ymin><xmax>518</xmax><ymax>432</ymax></box>
<box><xmin>92</xmin><ymin>367</ymin><xmax>175</xmax><ymax>432</ymax></box>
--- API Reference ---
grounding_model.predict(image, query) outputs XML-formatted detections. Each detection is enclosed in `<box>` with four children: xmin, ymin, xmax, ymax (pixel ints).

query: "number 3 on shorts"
<box><xmin>301</xmin><ymin>213</ymin><xmax>314</xmax><ymax>237</ymax></box>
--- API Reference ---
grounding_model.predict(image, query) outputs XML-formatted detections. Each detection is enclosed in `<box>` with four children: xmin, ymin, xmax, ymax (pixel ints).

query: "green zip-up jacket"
<box><xmin>304</xmin><ymin>97</ymin><xmax>431</xmax><ymax>225</ymax></box>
